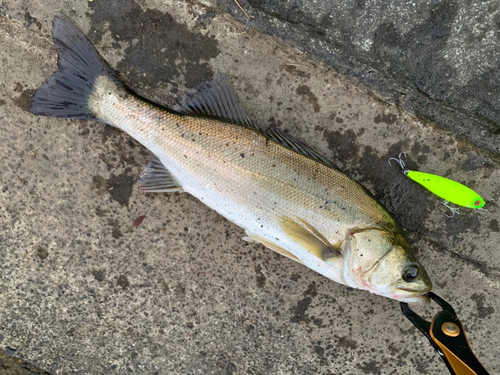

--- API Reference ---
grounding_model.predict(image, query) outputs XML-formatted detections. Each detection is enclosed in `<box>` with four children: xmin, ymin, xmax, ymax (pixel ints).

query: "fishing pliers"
<box><xmin>400</xmin><ymin>292</ymin><xmax>490</xmax><ymax>375</ymax></box>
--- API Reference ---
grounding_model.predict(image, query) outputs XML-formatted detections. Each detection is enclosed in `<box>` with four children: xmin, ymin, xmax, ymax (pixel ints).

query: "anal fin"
<box><xmin>139</xmin><ymin>154</ymin><xmax>183</xmax><ymax>193</ymax></box>
<box><xmin>244</xmin><ymin>231</ymin><xmax>304</xmax><ymax>265</ymax></box>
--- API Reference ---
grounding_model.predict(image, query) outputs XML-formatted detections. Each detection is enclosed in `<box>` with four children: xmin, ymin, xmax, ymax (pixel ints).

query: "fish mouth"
<box><xmin>393</xmin><ymin>287</ymin><xmax>432</xmax><ymax>304</ymax></box>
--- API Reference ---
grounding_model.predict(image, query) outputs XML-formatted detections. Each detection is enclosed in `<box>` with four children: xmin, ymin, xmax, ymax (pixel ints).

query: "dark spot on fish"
<box><xmin>36</xmin><ymin>246</ymin><xmax>49</xmax><ymax>260</ymax></box>
<box><xmin>335</xmin><ymin>117</ymin><xmax>344</xmax><ymax>123</ymax></box>
<box><xmin>13</xmin><ymin>88</ymin><xmax>36</xmax><ymax>112</ymax></box>
<box><xmin>117</xmin><ymin>275</ymin><xmax>130</xmax><ymax>289</ymax></box>
<box><xmin>471</xmin><ymin>293</ymin><xmax>495</xmax><ymax>318</ymax></box>
<box><xmin>0</xmin><ymin>98</ymin><xmax>6</xmax><ymax>106</ymax></box>
<box><xmin>295</xmin><ymin>85</ymin><xmax>321</xmax><ymax>113</ymax></box>
<box><xmin>290</xmin><ymin>273</ymin><xmax>301</xmax><ymax>281</ymax></box>
<box><xmin>89</xmin><ymin>0</ymin><xmax>219</xmax><ymax>91</ymax></box>
<box><xmin>240</xmin><ymin>153</ymin><xmax>245</xmax><ymax>158</ymax></box>
<box><xmin>92</xmin><ymin>269</ymin><xmax>106</xmax><ymax>282</ymax></box>
<box><xmin>374</xmin><ymin>113</ymin><xmax>397</xmax><ymax>124</ymax></box>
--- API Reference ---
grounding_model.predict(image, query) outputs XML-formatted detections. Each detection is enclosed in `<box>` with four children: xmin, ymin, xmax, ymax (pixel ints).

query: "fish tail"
<box><xmin>30</xmin><ymin>13</ymin><xmax>123</xmax><ymax>120</ymax></box>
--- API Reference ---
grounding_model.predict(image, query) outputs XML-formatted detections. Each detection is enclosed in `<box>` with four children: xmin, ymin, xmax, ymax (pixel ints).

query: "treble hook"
<box><xmin>388</xmin><ymin>152</ymin><xmax>409</xmax><ymax>175</ymax></box>
<box><xmin>443</xmin><ymin>200</ymin><xmax>460</xmax><ymax>219</ymax></box>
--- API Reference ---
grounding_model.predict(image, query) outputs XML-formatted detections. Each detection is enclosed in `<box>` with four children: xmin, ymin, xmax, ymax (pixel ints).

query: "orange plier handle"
<box><xmin>400</xmin><ymin>292</ymin><xmax>490</xmax><ymax>375</ymax></box>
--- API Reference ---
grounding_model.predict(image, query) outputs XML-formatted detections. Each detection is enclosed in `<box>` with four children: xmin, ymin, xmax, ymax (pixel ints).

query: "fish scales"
<box><xmin>93</xmin><ymin>77</ymin><xmax>393</xmax><ymax>243</ymax></box>
<box><xmin>30</xmin><ymin>14</ymin><xmax>432</xmax><ymax>302</ymax></box>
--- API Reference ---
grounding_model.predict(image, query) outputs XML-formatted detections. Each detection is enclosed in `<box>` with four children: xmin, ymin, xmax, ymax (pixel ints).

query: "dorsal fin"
<box><xmin>266</xmin><ymin>128</ymin><xmax>339</xmax><ymax>170</ymax></box>
<box><xmin>174</xmin><ymin>73</ymin><xmax>259</xmax><ymax>130</ymax></box>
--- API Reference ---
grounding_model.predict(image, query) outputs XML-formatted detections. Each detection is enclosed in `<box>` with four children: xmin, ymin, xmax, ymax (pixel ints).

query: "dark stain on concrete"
<box><xmin>290</xmin><ymin>296</ymin><xmax>312</xmax><ymax>324</ymax></box>
<box><xmin>158</xmin><ymin>278</ymin><xmax>169</xmax><ymax>293</ymax></box>
<box><xmin>337</xmin><ymin>336</ymin><xmax>358</xmax><ymax>350</ymax></box>
<box><xmin>226</xmin><ymin>361</ymin><xmax>237</xmax><ymax>374</ymax></box>
<box><xmin>91</xmin><ymin>172</ymin><xmax>135</xmax><ymax>206</ymax></box>
<box><xmin>356</xmin><ymin>360</ymin><xmax>381</xmax><ymax>374</ymax></box>
<box><xmin>24</xmin><ymin>11</ymin><xmax>42</xmax><ymax>30</ymax></box>
<box><xmin>117</xmin><ymin>275</ymin><xmax>130</xmax><ymax>289</ymax></box>
<box><xmin>0</xmin><ymin>349</ymin><xmax>50</xmax><ymax>375</ymax></box>
<box><xmin>410</xmin><ymin>142</ymin><xmax>431</xmax><ymax>165</ymax></box>
<box><xmin>471</xmin><ymin>293</ymin><xmax>495</xmax><ymax>319</ymax></box>
<box><xmin>296</xmin><ymin>85</ymin><xmax>320</xmax><ymax>113</ymax></box>
<box><xmin>89</xmin><ymin>0</ymin><xmax>219</xmax><ymax>90</ymax></box>
<box><xmin>290</xmin><ymin>282</ymin><xmax>318</xmax><ymax>323</ymax></box>
<box><xmin>254</xmin><ymin>264</ymin><xmax>266</xmax><ymax>288</ymax></box>
<box><xmin>357</xmin><ymin>144</ymin><xmax>431</xmax><ymax>234</ymax></box>
<box><xmin>303</xmin><ymin>282</ymin><xmax>318</xmax><ymax>297</ymax></box>
<box><xmin>92</xmin><ymin>269</ymin><xmax>106</xmax><ymax>282</ymax></box>
<box><xmin>461</xmin><ymin>156</ymin><xmax>484</xmax><ymax>171</ymax></box>
<box><xmin>323</xmin><ymin>129</ymin><xmax>358</xmax><ymax>162</ymax></box>
<box><xmin>95</xmin><ymin>207</ymin><xmax>107</xmax><ymax>217</ymax></box>
<box><xmin>489</xmin><ymin>219</ymin><xmax>499</xmax><ymax>232</ymax></box>
<box><xmin>285</xmin><ymin>64</ymin><xmax>311</xmax><ymax>79</ymax></box>
<box><xmin>13</xmin><ymin>88</ymin><xmax>36</xmax><ymax>112</ymax></box>
<box><xmin>313</xmin><ymin>345</ymin><xmax>324</xmax><ymax>357</ymax></box>
<box><xmin>374</xmin><ymin>113</ymin><xmax>397</xmax><ymax>124</ymax></box>
<box><xmin>445</xmin><ymin>214</ymin><xmax>480</xmax><ymax>245</ymax></box>
<box><xmin>107</xmin><ymin>218</ymin><xmax>123</xmax><ymax>238</ymax></box>
<box><xmin>36</xmin><ymin>246</ymin><xmax>49</xmax><ymax>260</ymax></box>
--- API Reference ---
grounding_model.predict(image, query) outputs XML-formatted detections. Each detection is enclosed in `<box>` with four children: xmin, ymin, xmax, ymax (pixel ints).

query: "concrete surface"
<box><xmin>0</xmin><ymin>1</ymin><xmax>499</xmax><ymax>374</ymax></box>
<box><xmin>214</xmin><ymin>0</ymin><xmax>500</xmax><ymax>159</ymax></box>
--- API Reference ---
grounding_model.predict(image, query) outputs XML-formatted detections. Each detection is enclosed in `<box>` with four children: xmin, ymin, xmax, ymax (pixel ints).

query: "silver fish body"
<box><xmin>31</xmin><ymin>14</ymin><xmax>432</xmax><ymax>302</ymax></box>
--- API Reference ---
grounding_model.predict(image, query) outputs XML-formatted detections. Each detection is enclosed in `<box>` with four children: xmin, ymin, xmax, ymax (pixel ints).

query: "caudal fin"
<box><xmin>30</xmin><ymin>13</ymin><xmax>122</xmax><ymax>120</ymax></box>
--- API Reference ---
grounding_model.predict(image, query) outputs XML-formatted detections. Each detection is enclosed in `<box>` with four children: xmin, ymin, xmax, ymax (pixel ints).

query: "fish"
<box><xmin>30</xmin><ymin>14</ymin><xmax>432</xmax><ymax>303</ymax></box>
<box><xmin>389</xmin><ymin>152</ymin><xmax>485</xmax><ymax>218</ymax></box>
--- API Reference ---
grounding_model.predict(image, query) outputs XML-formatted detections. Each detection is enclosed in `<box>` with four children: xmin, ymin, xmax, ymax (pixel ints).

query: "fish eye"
<box><xmin>402</xmin><ymin>265</ymin><xmax>420</xmax><ymax>282</ymax></box>
<box><xmin>474</xmin><ymin>200</ymin><xmax>481</xmax><ymax>207</ymax></box>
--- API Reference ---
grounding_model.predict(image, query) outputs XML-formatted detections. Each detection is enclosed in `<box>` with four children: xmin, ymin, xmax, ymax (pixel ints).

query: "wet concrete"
<box><xmin>210</xmin><ymin>0</ymin><xmax>500</xmax><ymax>159</ymax></box>
<box><xmin>0</xmin><ymin>1</ymin><xmax>500</xmax><ymax>374</ymax></box>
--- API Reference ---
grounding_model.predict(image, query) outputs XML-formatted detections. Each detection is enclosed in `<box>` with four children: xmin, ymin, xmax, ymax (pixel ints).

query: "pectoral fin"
<box><xmin>278</xmin><ymin>216</ymin><xmax>341</xmax><ymax>261</ymax></box>
<box><xmin>244</xmin><ymin>231</ymin><xmax>304</xmax><ymax>265</ymax></box>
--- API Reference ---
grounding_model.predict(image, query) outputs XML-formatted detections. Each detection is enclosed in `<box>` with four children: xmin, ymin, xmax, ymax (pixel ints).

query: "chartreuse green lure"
<box><xmin>388</xmin><ymin>153</ymin><xmax>485</xmax><ymax>217</ymax></box>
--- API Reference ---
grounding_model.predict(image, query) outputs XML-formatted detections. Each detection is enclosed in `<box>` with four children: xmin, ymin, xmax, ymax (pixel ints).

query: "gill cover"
<box><xmin>343</xmin><ymin>228</ymin><xmax>432</xmax><ymax>302</ymax></box>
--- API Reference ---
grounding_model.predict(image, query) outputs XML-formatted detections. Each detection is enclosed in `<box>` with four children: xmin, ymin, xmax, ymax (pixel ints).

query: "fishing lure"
<box><xmin>388</xmin><ymin>152</ymin><xmax>485</xmax><ymax>218</ymax></box>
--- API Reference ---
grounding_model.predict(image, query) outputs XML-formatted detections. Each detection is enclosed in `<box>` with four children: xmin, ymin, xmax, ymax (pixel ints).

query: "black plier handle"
<box><xmin>400</xmin><ymin>292</ymin><xmax>490</xmax><ymax>375</ymax></box>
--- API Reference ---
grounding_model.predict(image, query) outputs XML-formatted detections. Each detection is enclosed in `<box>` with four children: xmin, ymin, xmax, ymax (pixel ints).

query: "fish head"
<box><xmin>342</xmin><ymin>228</ymin><xmax>432</xmax><ymax>303</ymax></box>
